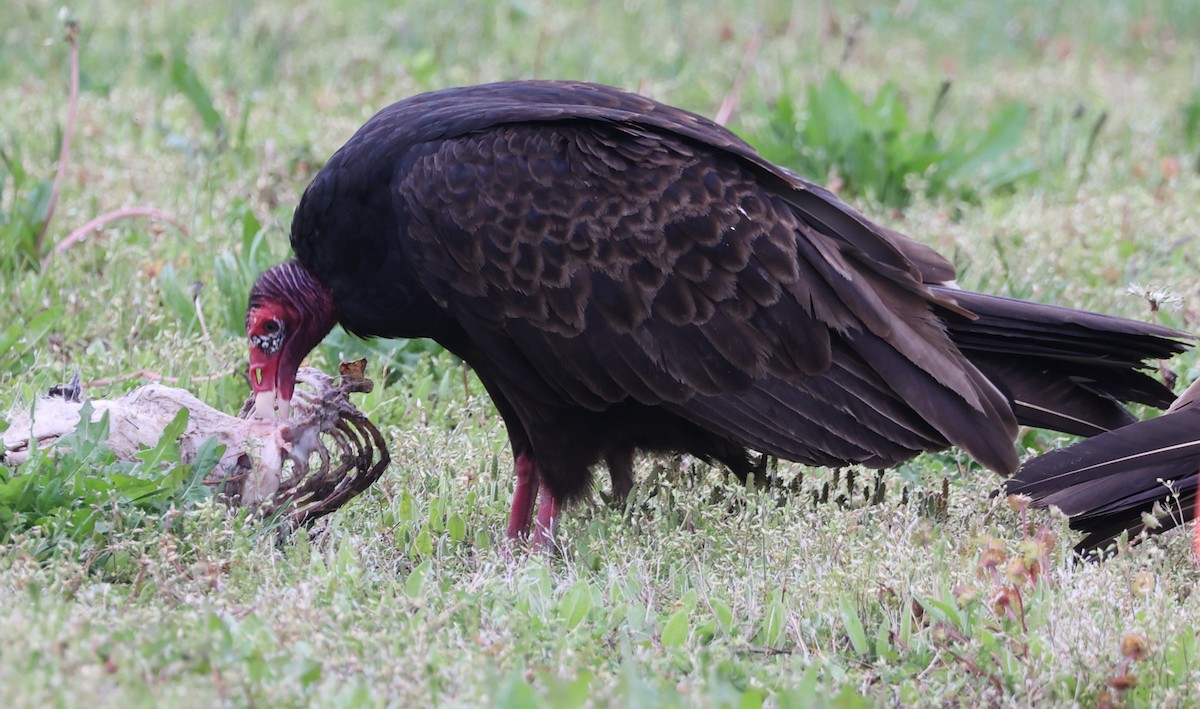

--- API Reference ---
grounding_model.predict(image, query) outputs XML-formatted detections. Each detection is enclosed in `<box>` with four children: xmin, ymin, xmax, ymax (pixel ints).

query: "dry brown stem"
<box><xmin>35</xmin><ymin>19</ymin><xmax>80</xmax><ymax>256</ymax></box>
<box><xmin>44</xmin><ymin>207</ymin><xmax>188</xmax><ymax>268</ymax></box>
<box><xmin>714</xmin><ymin>34</ymin><xmax>761</xmax><ymax>127</ymax></box>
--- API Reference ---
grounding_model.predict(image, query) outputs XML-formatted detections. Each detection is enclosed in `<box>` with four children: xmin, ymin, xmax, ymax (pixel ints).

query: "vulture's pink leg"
<box><xmin>1193</xmin><ymin>494</ymin><xmax>1200</xmax><ymax>562</ymax></box>
<box><xmin>532</xmin><ymin>485</ymin><xmax>560</xmax><ymax>550</ymax></box>
<box><xmin>506</xmin><ymin>453</ymin><xmax>539</xmax><ymax>540</ymax></box>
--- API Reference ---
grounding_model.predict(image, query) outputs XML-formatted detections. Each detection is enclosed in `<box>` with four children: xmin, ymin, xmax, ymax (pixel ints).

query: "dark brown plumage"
<box><xmin>1006</xmin><ymin>380</ymin><xmax>1200</xmax><ymax>556</ymax></box>
<box><xmin>245</xmin><ymin>80</ymin><xmax>1187</xmax><ymax>543</ymax></box>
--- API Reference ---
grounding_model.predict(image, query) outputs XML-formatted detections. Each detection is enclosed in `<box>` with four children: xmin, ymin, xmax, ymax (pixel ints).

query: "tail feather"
<box><xmin>935</xmin><ymin>287</ymin><xmax>1188</xmax><ymax>434</ymax></box>
<box><xmin>1005</xmin><ymin>404</ymin><xmax>1200</xmax><ymax>555</ymax></box>
<box><xmin>967</xmin><ymin>355</ymin><xmax>1136</xmax><ymax>436</ymax></box>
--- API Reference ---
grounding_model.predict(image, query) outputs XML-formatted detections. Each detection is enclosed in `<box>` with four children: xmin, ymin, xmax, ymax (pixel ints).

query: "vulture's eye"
<box><xmin>251</xmin><ymin>319</ymin><xmax>287</xmax><ymax>353</ymax></box>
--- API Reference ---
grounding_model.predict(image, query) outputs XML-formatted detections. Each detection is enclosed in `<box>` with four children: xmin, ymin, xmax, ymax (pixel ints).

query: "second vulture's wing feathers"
<box><xmin>386</xmin><ymin>88</ymin><xmax>1019</xmax><ymax>473</ymax></box>
<box><xmin>1005</xmin><ymin>378</ymin><xmax>1200</xmax><ymax>554</ymax></box>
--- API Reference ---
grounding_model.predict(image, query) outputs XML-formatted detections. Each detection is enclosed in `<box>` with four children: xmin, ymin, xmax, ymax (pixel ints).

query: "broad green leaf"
<box><xmin>0</xmin><ymin>306</ymin><xmax>63</xmax><ymax>371</ymax></box>
<box><xmin>134</xmin><ymin>407</ymin><xmax>188</xmax><ymax>475</ymax></box>
<box><xmin>411</xmin><ymin>527</ymin><xmax>433</xmax><ymax>557</ymax></box>
<box><xmin>839</xmin><ymin>597</ymin><xmax>869</xmax><ymax>658</ymax></box>
<box><xmin>660</xmin><ymin>609</ymin><xmax>689</xmax><ymax>648</ymax></box>
<box><xmin>757</xmin><ymin>596</ymin><xmax>787</xmax><ymax>649</ymax></box>
<box><xmin>405</xmin><ymin>559</ymin><xmax>432</xmax><ymax>597</ymax></box>
<box><xmin>168</xmin><ymin>52</ymin><xmax>226</xmax><ymax>140</ymax></box>
<box><xmin>447</xmin><ymin>512</ymin><xmax>466</xmax><ymax>541</ymax></box>
<box><xmin>559</xmin><ymin>579</ymin><xmax>593</xmax><ymax>631</ymax></box>
<box><xmin>711</xmin><ymin>598</ymin><xmax>734</xmax><ymax>637</ymax></box>
<box><xmin>739</xmin><ymin>687</ymin><xmax>766</xmax><ymax>709</ymax></box>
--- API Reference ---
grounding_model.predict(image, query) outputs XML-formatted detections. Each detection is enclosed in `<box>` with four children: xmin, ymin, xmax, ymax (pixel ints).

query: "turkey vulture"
<box><xmin>1006</xmin><ymin>379</ymin><xmax>1200</xmax><ymax>557</ymax></box>
<box><xmin>245</xmin><ymin>80</ymin><xmax>1187</xmax><ymax>545</ymax></box>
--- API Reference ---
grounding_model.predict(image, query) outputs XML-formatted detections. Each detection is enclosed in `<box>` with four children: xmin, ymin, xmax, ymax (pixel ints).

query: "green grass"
<box><xmin>3</xmin><ymin>0</ymin><xmax>1200</xmax><ymax>705</ymax></box>
<box><xmin>750</xmin><ymin>71</ymin><xmax>1037</xmax><ymax>207</ymax></box>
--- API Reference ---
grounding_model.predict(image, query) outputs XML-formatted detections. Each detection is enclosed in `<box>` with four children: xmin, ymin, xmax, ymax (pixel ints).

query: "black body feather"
<box><xmin>285</xmin><ymin>80</ymin><xmax>1188</xmax><ymax>504</ymax></box>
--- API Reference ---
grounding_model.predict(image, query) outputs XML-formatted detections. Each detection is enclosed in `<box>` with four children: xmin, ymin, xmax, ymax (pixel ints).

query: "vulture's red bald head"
<box><xmin>246</xmin><ymin>261</ymin><xmax>337</xmax><ymax>419</ymax></box>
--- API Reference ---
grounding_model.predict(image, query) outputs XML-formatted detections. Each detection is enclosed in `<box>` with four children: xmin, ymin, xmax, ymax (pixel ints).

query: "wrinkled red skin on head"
<box><xmin>245</xmin><ymin>261</ymin><xmax>339</xmax><ymax>407</ymax></box>
<box><xmin>247</xmin><ymin>309</ymin><xmax>277</xmax><ymax>388</ymax></box>
<box><xmin>248</xmin><ymin>346</ymin><xmax>279</xmax><ymax>394</ymax></box>
<box><xmin>247</xmin><ymin>303</ymin><xmax>300</xmax><ymax>402</ymax></box>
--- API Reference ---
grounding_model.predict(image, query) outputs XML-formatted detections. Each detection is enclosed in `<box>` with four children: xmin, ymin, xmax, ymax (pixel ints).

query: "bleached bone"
<box><xmin>2</xmin><ymin>362</ymin><xmax>389</xmax><ymax>527</ymax></box>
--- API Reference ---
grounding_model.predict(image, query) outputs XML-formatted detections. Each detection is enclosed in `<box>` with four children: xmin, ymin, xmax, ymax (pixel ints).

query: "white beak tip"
<box><xmin>252</xmin><ymin>391</ymin><xmax>278</xmax><ymax>420</ymax></box>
